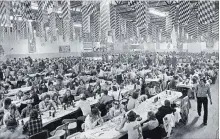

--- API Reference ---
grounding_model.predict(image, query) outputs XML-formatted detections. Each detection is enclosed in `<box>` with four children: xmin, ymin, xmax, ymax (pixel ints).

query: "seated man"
<box><xmin>155</xmin><ymin>100</ymin><xmax>176</xmax><ymax>125</ymax></box>
<box><xmin>23</xmin><ymin>109</ymin><xmax>43</xmax><ymax>136</ymax></box>
<box><xmin>117</xmin><ymin>110</ymin><xmax>143</xmax><ymax>139</ymax></box>
<box><xmin>39</xmin><ymin>95</ymin><xmax>57</xmax><ymax>112</ymax></box>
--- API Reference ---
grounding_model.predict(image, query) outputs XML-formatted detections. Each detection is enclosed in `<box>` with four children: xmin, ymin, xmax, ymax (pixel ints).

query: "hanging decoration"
<box><xmin>198</xmin><ymin>1</ymin><xmax>215</xmax><ymax>25</ymax></box>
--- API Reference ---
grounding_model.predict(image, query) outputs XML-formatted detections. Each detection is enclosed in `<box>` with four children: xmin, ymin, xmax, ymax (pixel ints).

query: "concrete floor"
<box><xmin>170</xmin><ymin>78</ymin><xmax>219</xmax><ymax>139</ymax></box>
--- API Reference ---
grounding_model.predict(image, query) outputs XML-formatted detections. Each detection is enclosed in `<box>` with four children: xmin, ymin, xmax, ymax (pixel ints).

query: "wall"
<box><xmin>4</xmin><ymin>35</ymin><xmax>82</xmax><ymax>59</ymax></box>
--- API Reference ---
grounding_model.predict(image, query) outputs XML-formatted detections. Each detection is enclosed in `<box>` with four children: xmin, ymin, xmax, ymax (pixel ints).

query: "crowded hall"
<box><xmin>0</xmin><ymin>0</ymin><xmax>219</xmax><ymax>139</ymax></box>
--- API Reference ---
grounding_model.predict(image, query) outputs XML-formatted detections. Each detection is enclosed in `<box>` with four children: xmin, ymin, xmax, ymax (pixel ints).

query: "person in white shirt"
<box><xmin>142</xmin><ymin>111</ymin><xmax>159</xmax><ymax>137</ymax></box>
<box><xmin>84</xmin><ymin>107</ymin><xmax>103</xmax><ymax>131</ymax></box>
<box><xmin>38</xmin><ymin>95</ymin><xmax>57</xmax><ymax>112</ymax></box>
<box><xmin>75</xmin><ymin>94</ymin><xmax>91</xmax><ymax>131</ymax></box>
<box><xmin>117</xmin><ymin>110</ymin><xmax>143</xmax><ymax>139</ymax></box>
<box><xmin>109</xmin><ymin>86</ymin><xmax>122</xmax><ymax>101</ymax></box>
<box><xmin>127</xmin><ymin>92</ymin><xmax>139</xmax><ymax>111</ymax></box>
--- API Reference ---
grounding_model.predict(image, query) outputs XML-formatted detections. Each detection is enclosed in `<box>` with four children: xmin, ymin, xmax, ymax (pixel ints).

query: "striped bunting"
<box><xmin>139</xmin><ymin>27</ymin><xmax>147</xmax><ymax>40</ymax></box>
<box><xmin>198</xmin><ymin>1</ymin><xmax>215</xmax><ymax>25</ymax></box>
<box><xmin>178</xmin><ymin>1</ymin><xmax>190</xmax><ymax>26</ymax></box>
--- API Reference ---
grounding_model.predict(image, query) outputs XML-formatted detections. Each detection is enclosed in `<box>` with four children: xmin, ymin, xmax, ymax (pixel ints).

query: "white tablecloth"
<box><xmin>6</xmin><ymin>87</ymin><xmax>32</xmax><ymax>96</ymax></box>
<box><xmin>19</xmin><ymin>96</ymin><xmax>98</xmax><ymax>127</ymax></box>
<box><xmin>80</xmin><ymin>90</ymin><xmax>182</xmax><ymax>139</ymax></box>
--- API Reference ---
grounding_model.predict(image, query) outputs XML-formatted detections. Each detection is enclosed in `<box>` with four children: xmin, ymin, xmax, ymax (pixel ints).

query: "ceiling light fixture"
<box><xmin>149</xmin><ymin>8</ymin><xmax>168</xmax><ymax>17</ymax></box>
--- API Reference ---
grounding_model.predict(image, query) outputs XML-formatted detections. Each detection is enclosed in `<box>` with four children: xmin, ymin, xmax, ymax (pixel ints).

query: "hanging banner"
<box><xmin>28</xmin><ymin>21</ymin><xmax>36</xmax><ymax>53</ymax></box>
<box><xmin>59</xmin><ymin>45</ymin><xmax>71</xmax><ymax>53</ymax></box>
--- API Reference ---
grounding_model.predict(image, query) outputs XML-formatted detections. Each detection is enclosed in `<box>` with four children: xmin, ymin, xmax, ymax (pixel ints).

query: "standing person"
<box><xmin>195</xmin><ymin>78</ymin><xmax>212</xmax><ymax>125</ymax></box>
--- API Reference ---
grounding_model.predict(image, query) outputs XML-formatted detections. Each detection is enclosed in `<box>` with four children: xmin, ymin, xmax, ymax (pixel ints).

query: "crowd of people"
<box><xmin>0</xmin><ymin>51</ymin><xmax>218</xmax><ymax>139</ymax></box>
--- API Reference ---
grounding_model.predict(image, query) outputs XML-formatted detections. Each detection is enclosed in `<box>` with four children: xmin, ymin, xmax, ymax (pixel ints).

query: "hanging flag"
<box><xmin>69</xmin><ymin>17</ymin><xmax>74</xmax><ymax>42</ymax></box>
<box><xmin>0</xmin><ymin>1</ymin><xmax>10</xmax><ymax>27</ymax></box>
<box><xmin>179</xmin><ymin>1</ymin><xmax>190</xmax><ymax>26</ymax></box>
<box><xmin>120</xmin><ymin>17</ymin><xmax>126</xmax><ymax>36</ymax></box>
<box><xmin>135</xmin><ymin>2</ymin><xmax>147</xmax><ymax>28</ymax></box>
<box><xmin>100</xmin><ymin>1</ymin><xmax>110</xmax><ymax>43</ymax></box>
<box><xmin>126</xmin><ymin>21</ymin><xmax>133</xmax><ymax>40</ymax></box>
<box><xmin>187</xmin><ymin>9</ymin><xmax>197</xmax><ymax>40</ymax></box>
<box><xmin>115</xmin><ymin>12</ymin><xmax>121</xmax><ymax>41</ymax></box>
<box><xmin>152</xmin><ymin>24</ymin><xmax>157</xmax><ymax>43</ymax></box>
<box><xmin>198</xmin><ymin>1</ymin><xmax>215</xmax><ymax>25</ymax></box>
<box><xmin>27</xmin><ymin>21</ymin><xmax>36</xmax><ymax>53</ymax></box>
<box><xmin>211</xmin><ymin>10</ymin><xmax>219</xmax><ymax>34</ymax></box>
<box><xmin>48</xmin><ymin>11</ymin><xmax>57</xmax><ymax>42</ymax></box>
<box><xmin>94</xmin><ymin>9</ymin><xmax>100</xmax><ymax>42</ymax></box>
<box><xmin>56</xmin><ymin>16</ymin><xmax>63</xmax><ymax>36</ymax></box>
<box><xmin>61</xmin><ymin>0</ymin><xmax>70</xmax><ymax>42</ymax></box>
<box><xmin>82</xmin><ymin>5</ymin><xmax>90</xmax><ymax>41</ymax></box>
<box><xmin>110</xmin><ymin>5</ymin><xmax>116</xmax><ymax>30</ymax></box>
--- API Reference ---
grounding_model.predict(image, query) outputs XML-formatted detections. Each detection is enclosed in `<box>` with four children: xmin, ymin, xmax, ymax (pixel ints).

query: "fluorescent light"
<box><xmin>74</xmin><ymin>24</ymin><xmax>82</xmax><ymax>27</ymax></box>
<box><xmin>149</xmin><ymin>8</ymin><xmax>168</xmax><ymax>17</ymax></box>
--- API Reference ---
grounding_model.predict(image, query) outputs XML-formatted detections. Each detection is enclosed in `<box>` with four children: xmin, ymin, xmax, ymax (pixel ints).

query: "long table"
<box><xmin>79</xmin><ymin>90</ymin><xmax>182</xmax><ymax>139</ymax></box>
<box><xmin>18</xmin><ymin>96</ymin><xmax>98</xmax><ymax>127</ymax></box>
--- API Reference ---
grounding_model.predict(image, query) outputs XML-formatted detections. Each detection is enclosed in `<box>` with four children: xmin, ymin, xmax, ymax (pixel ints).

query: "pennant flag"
<box><xmin>132</xmin><ymin>21</ymin><xmax>137</xmax><ymax>39</ymax></box>
<box><xmin>179</xmin><ymin>1</ymin><xmax>190</xmax><ymax>26</ymax></box>
<box><xmin>198</xmin><ymin>1</ymin><xmax>215</xmax><ymax>25</ymax></box>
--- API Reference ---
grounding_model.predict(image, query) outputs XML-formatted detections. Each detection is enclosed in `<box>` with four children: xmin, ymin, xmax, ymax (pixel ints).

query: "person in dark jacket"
<box><xmin>155</xmin><ymin>100</ymin><xmax>176</xmax><ymax>125</ymax></box>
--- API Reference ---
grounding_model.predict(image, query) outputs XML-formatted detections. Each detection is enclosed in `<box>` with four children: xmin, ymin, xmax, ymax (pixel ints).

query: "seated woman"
<box><xmin>84</xmin><ymin>107</ymin><xmax>103</xmax><ymax>131</ymax></box>
<box><xmin>51</xmin><ymin>93</ymin><xmax>61</xmax><ymax>107</ymax></box>
<box><xmin>62</xmin><ymin>89</ymin><xmax>75</xmax><ymax>106</ymax></box>
<box><xmin>142</xmin><ymin>111</ymin><xmax>159</xmax><ymax>139</ymax></box>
